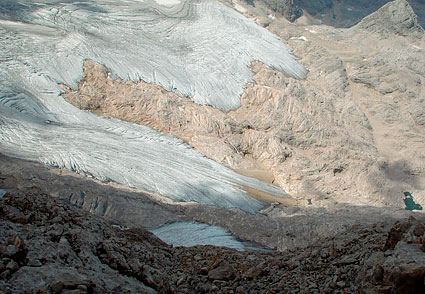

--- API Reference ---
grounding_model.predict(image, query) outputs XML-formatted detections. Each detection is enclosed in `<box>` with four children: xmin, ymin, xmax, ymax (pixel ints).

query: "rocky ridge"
<box><xmin>358</xmin><ymin>0</ymin><xmax>424</xmax><ymax>38</ymax></box>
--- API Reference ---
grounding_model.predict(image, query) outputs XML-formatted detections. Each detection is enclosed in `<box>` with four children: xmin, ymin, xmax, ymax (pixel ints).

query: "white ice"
<box><xmin>0</xmin><ymin>0</ymin><xmax>298</xmax><ymax>212</ymax></box>
<box><xmin>153</xmin><ymin>0</ymin><xmax>182</xmax><ymax>7</ymax></box>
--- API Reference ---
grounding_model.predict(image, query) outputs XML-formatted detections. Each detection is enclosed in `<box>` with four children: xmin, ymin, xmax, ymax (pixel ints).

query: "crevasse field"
<box><xmin>0</xmin><ymin>0</ymin><xmax>306</xmax><ymax>213</ymax></box>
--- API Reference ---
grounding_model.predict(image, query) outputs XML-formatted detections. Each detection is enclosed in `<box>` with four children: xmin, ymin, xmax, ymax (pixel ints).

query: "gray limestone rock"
<box><xmin>357</xmin><ymin>0</ymin><xmax>424</xmax><ymax>37</ymax></box>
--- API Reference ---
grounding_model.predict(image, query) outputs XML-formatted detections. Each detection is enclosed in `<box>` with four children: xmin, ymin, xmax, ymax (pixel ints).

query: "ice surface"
<box><xmin>0</xmin><ymin>0</ymin><xmax>297</xmax><ymax>212</ymax></box>
<box><xmin>149</xmin><ymin>222</ymin><xmax>245</xmax><ymax>251</ymax></box>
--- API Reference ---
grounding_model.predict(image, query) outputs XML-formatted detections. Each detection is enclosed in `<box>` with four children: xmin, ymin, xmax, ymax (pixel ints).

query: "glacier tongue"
<box><xmin>0</xmin><ymin>0</ymin><xmax>299</xmax><ymax>212</ymax></box>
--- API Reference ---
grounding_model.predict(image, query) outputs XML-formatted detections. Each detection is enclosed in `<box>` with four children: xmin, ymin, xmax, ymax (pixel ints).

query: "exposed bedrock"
<box><xmin>265</xmin><ymin>0</ymin><xmax>425</xmax><ymax>208</ymax></box>
<box><xmin>357</xmin><ymin>0</ymin><xmax>424</xmax><ymax>38</ymax></box>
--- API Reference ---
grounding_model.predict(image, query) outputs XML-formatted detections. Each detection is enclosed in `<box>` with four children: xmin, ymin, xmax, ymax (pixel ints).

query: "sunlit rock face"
<box><xmin>0</xmin><ymin>0</ymin><xmax>304</xmax><ymax>212</ymax></box>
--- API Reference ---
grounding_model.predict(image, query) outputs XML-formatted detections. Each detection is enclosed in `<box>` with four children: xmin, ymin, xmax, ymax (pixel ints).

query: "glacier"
<box><xmin>0</xmin><ymin>0</ymin><xmax>304</xmax><ymax>212</ymax></box>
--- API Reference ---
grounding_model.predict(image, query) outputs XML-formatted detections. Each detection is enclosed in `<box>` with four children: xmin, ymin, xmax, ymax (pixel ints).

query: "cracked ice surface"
<box><xmin>0</xmin><ymin>0</ymin><xmax>298</xmax><ymax>212</ymax></box>
<box><xmin>0</xmin><ymin>0</ymin><xmax>306</xmax><ymax>111</ymax></box>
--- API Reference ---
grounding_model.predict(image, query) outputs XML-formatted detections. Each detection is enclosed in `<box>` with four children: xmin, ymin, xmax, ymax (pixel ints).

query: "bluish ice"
<box><xmin>149</xmin><ymin>221</ymin><xmax>246</xmax><ymax>251</ymax></box>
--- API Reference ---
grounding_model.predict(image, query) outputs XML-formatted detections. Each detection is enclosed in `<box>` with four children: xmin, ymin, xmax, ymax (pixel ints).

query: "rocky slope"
<box><xmin>1</xmin><ymin>181</ymin><xmax>425</xmax><ymax>293</ymax></box>
<box><xmin>63</xmin><ymin>0</ymin><xmax>425</xmax><ymax>209</ymax></box>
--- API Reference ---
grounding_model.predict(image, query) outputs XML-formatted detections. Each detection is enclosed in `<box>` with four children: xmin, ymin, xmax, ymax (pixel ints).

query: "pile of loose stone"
<box><xmin>1</xmin><ymin>188</ymin><xmax>424</xmax><ymax>293</ymax></box>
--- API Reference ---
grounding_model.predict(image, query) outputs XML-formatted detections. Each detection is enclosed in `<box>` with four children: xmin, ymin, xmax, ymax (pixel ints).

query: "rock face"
<box><xmin>1</xmin><ymin>186</ymin><xmax>425</xmax><ymax>293</ymax></box>
<box><xmin>358</xmin><ymin>0</ymin><xmax>424</xmax><ymax>37</ymax></box>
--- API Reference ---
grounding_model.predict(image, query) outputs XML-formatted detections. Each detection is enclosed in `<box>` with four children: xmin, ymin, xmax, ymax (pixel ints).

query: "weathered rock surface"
<box><xmin>358</xmin><ymin>0</ymin><xmax>424</xmax><ymax>38</ymax></box>
<box><xmin>1</xmin><ymin>183</ymin><xmax>425</xmax><ymax>293</ymax></box>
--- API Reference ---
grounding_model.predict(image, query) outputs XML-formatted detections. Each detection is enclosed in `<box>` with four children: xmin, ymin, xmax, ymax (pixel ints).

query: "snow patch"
<box><xmin>233</xmin><ymin>2</ymin><xmax>247</xmax><ymax>13</ymax></box>
<box><xmin>154</xmin><ymin>0</ymin><xmax>181</xmax><ymax>7</ymax></box>
<box><xmin>290</xmin><ymin>36</ymin><xmax>308</xmax><ymax>42</ymax></box>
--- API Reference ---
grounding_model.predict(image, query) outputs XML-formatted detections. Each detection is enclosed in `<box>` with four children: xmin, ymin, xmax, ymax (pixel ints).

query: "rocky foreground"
<box><xmin>1</xmin><ymin>184</ymin><xmax>425</xmax><ymax>293</ymax></box>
